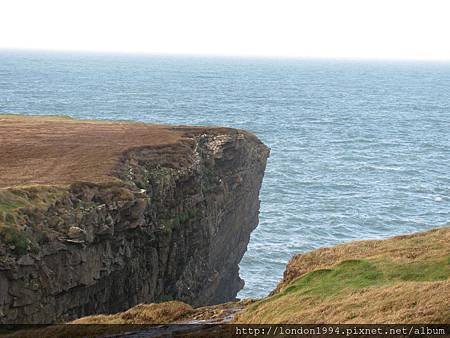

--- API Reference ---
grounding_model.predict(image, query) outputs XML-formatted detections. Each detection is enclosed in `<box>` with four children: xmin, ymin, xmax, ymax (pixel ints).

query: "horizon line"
<box><xmin>2</xmin><ymin>47</ymin><xmax>450</xmax><ymax>64</ymax></box>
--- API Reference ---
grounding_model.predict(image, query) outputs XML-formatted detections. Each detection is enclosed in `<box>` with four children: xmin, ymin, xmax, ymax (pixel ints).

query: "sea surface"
<box><xmin>1</xmin><ymin>50</ymin><xmax>449</xmax><ymax>298</ymax></box>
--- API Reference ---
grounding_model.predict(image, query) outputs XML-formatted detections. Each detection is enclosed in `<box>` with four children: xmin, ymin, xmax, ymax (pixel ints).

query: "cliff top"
<box><xmin>0</xmin><ymin>114</ymin><xmax>184</xmax><ymax>189</ymax></box>
<box><xmin>0</xmin><ymin>114</ymin><xmax>250</xmax><ymax>190</ymax></box>
<box><xmin>0</xmin><ymin>114</ymin><xmax>270</xmax><ymax>326</ymax></box>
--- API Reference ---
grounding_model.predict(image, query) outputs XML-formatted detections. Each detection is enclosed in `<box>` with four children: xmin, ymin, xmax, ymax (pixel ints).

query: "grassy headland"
<box><xmin>235</xmin><ymin>226</ymin><xmax>450</xmax><ymax>323</ymax></box>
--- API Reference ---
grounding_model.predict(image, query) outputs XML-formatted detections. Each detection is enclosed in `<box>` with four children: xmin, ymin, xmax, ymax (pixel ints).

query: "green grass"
<box><xmin>0</xmin><ymin>226</ymin><xmax>29</xmax><ymax>255</ymax></box>
<box><xmin>0</xmin><ymin>186</ymin><xmax>68</xmax><ymax>255</ymax></box>
<box><xmin>274</xmin><ymin>255</ymin><xmax>450</xmax><ymax>302</ymax></box>
<box><xmin>0</xmin><ymin>186</ymin><xmax>66</xmax><ymax>223</ymax></box>
<box><xmin>383</xmin><ymin>256</ymin><xmax>450</xmax><ymax>282</ymax></box>
<box><xmin>236</xmin><ymin>228</ymin><xmax>450</xmax><ymax>323</ymax></box>
<box><xmin>282</xmin><ymin>259</ymin><xmax>384</xmax><ymax>298</ymax></box>
<box><xmin>0</xmin><ymin>191</ymin><xmax>29</xmax><ymax>226</ymax></box>
<box><xmin>0</xmin><ymin>192</ymin><xmax>27</xmax><ymax>212</ymax></box>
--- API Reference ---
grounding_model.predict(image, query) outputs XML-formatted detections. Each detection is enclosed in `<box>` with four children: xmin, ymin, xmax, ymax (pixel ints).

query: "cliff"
<box><xmin>0</xmin><ymin>115</ymin><xmax>270</xmax><ymax>323</ymax></box>
<box><xmin>62</xmin><ymin>227</ymin><xmax>449</xmax><ymax>332</ymax></box>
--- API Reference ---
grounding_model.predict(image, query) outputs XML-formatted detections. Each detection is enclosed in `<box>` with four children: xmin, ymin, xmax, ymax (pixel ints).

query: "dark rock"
<box><xmin>0</xmin><ymin>129</ymin><xmax>269</xmax><ymax>324</ymax></box>
<box><xmin>17</xmin><ymin>255</ymin><xmax>34</xmax><ymax>266</ymax></box>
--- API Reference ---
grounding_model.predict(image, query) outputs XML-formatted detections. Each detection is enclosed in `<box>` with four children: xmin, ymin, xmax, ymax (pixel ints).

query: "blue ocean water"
<box><xmin>1</xmin><ymin>50</ymin><xmax>449</xmax><ymax>298</ymax></box>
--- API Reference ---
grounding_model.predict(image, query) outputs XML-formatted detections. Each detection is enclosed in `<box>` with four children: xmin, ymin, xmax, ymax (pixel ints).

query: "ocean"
<box><xmin>0</xmin><ymin>50</ymin><xmax>449</xmax><ymax>298</ymax></box>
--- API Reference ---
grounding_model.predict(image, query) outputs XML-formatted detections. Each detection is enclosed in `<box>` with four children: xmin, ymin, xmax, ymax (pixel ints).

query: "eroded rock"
<box><xmin>0</xmin><ymin>128</ymin><xmax>269</xmax><ymax>324</ymax></box>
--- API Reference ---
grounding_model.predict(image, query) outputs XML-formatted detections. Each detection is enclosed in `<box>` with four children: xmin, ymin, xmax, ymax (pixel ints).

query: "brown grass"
<box><xmin>72</xmin><ymin>301</ymin><xmax>193</xmax><ymax>324</ymax></box>
<box><xmin>2</xmin><ymin>302</ymin><xmax>194</xmax><ymax>338</ymax></box>
<box><xmin>70</xmin><ymin>300</ymin><xmax>252</xmax><ymax>325</ymax></box>
<box><xmin>234</xmin><ymin>227</ymin><xmax>450</xmax><ymax>324</ymax></box>
<box><xmin>235</xmin><ymin>280</ymin><xmax>450</xmax><ymax>324</ymax></box>
<box><xmin>0</xmin><ymin>114</ymin><xmax>260</xmax><ymax>190</ymax></box>
<box><xmin>0</xmin><ymin>114</ymin><xmax>186</xmax><ymax>189</ymax></box>
<box><xmin>274</xmin><ymin>226</ymin><xmax>450</xmax><ymax>293</ymax></box>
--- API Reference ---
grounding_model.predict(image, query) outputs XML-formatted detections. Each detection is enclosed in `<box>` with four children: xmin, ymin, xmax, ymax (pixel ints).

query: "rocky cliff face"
<box><xmin>0</xmin><ymin>127</ymin><xmax>269</xmax><ymax>323</ymax></box>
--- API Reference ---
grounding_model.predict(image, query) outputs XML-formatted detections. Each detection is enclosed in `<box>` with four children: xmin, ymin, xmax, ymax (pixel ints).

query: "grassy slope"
<box><xmin>234</xmin><ymin>227</ymin><xmax>450</xmax><ymax>323</ymax></box>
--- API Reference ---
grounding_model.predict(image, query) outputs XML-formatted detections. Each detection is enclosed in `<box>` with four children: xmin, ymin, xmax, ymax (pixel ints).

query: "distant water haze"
<box><xmin>2</xmin><ymin>0</ymin><xmax>450</xmax><ymax>61</ymax></box>
<box><xmin>0</xmin><ymin>51</ymin><xmax>449</xmax><ymax>298</ymax></box>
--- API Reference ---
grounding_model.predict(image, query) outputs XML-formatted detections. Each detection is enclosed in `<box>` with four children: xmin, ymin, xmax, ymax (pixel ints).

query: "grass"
<box><xmin>0</xmin><ymin>226</ymin><xmax>29</xmax><ymax>255</ymax></box>
<box><xmin>0</xmin><ymin>186</ymin><xmax>67</xmax><ymax>226</ymax></box>
<box><xmin>0</xmin><ymin>186</ymin><xmax>66</xmax><ymax>215</ymax></box>
<box><xmin>3</xmin><ymin>301</ymin><xmax>251</xmax><ymax>338</ymax></box>
<box><xmin>234</xmin><ymin>227</ymin><xmax>450</xmax><ymax>324</ymax></box>
<box><xmin>72</xmin><ymin>301</ymin><xmax>194</xmax><ymax>324</ymax></box>
<box><xmin>280</xmin><ymin>259</ymin><xmax>384</xmax><ymax>298</ymax></box>
<box><xmin>0</xmin><ymin>186</ymin><xmax>67</xmax><ymax>255</ymax></box>
<box><xmin>0</xmin><ymin>190</ymin><xmax>28</xmax><ymax>221</ymax></box>
<box><xmin>0</xmin><ymin>114</ymin><xmax>184</xmax><ymax>189</ymax></box>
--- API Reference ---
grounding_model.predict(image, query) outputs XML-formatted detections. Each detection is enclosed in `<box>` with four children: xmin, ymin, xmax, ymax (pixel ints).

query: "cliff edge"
<box><xmin>0</xmin><ymin>115</ymin><xmax>270</xmax><ymax>323</ymax></box>
<box><xmin>62</xmin><ymin>226</ymin><xmax>449</xmax><ymax>333</ymax></box>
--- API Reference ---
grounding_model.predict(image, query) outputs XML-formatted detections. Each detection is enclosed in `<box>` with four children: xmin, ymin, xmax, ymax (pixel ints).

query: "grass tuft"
<box><xmin>0</xmin><ymin>226</ymin><xmax>29</xmax><ymax>255</ymax></box>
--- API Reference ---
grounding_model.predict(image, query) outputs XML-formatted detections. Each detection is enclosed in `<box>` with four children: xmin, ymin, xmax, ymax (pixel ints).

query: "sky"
<box><xmin>1</xmin><ymin>0</ymin><xmax>450</xmax><ymax>60</ymax></box>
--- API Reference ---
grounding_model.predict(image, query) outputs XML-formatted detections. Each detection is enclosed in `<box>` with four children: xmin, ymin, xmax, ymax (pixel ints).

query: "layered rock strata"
<box><xmin>0</xmin><ymin>118</ymin><xmax>269</xmax><ymax>324</ymax></box>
